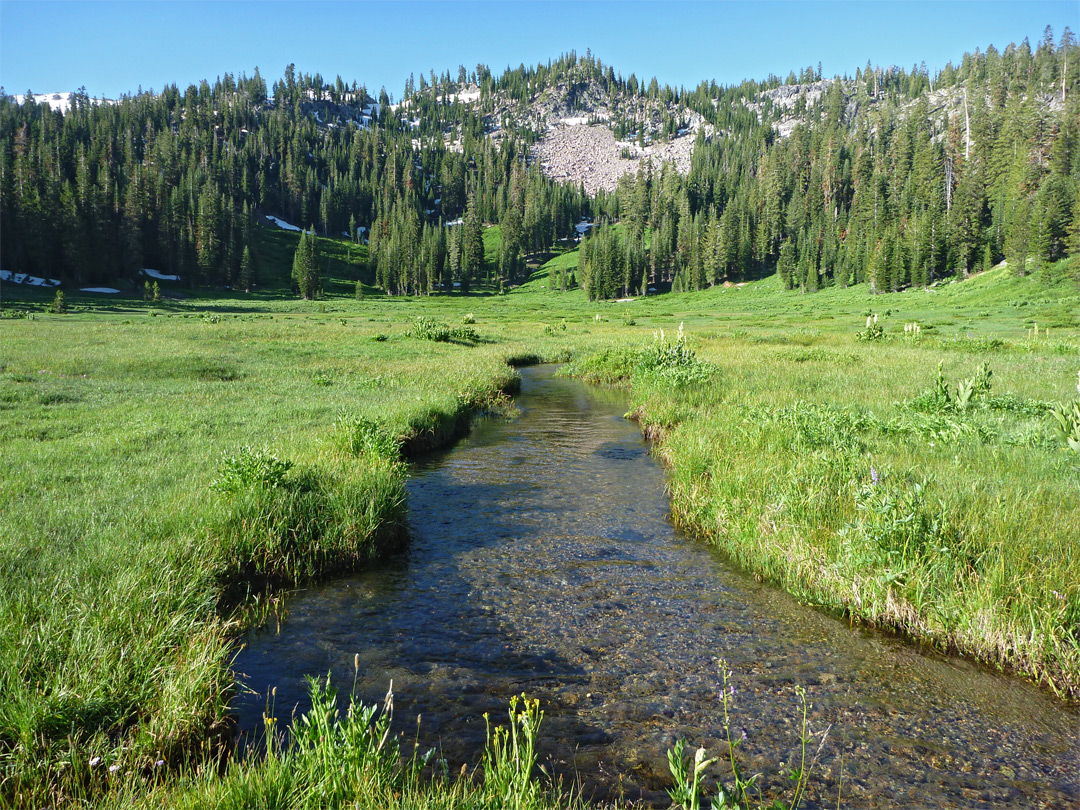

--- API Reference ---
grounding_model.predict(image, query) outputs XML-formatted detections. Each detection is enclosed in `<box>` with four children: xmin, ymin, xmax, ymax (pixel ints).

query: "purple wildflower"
<box><xmin>89</xmin><ymin>756</ymin><xmax>102</xmax><ymax>768</ymax></box>
<box><xmin>870</xmin><ymin>467</ymin><xmax>879</xmax><ymax>486</ymax></box>
<box><xmin>108</xmin><ymin>764</ymin><xmax>120</xmax><ymax>773</ymax></box>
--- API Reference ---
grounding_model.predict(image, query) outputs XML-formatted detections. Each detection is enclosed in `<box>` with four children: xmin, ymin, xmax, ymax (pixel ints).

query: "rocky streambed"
<box><xmin>234</xmin><ymin>366</ymin><xmax>1078</xmax><ymax>808</ymax></box>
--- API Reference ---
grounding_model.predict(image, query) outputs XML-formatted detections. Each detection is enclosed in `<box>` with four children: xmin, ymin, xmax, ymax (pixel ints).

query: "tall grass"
<box><xmin>98</xmin><ymin>678</ymin><xmax>572</xmax><ymax>810</ymax></box>
<box><xmin>0</xmin><ymin>312</ymin><xmax>562</xmax><ymax>807</ymax></box>
<box><xmin>566</xmin><ymin>286</ymin><xmax>1080</xmax><ymax>699</ymax></box>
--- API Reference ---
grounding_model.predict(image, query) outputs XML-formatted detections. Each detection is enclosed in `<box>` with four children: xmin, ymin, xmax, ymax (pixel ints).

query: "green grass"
<box><xmin>2</xmin><ymin>229</ymin><xmax>1078</xmax><ymax>807</ymax></box>
<box><xmin>562</xmin><ymin>258</ymin><xmax>1080</xmax><ymax>701</ymax></box>
<box><xmin>482</xmin><ymin>223</ymin><xmax>502</xmax><ymax>273</ymax></box>
<box><xmin>104</xmin><ymin>680</ymin><xmax>572</xmax><ymax>810</ymax></box>
<box><xmin>0</xmin><ymin>301</ymin><xmax>564</xmax><ymax>807</ymax></box>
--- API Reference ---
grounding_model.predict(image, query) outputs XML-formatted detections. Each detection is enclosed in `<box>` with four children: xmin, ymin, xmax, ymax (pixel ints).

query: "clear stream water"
<box><xmin>233</xmin><ymin>366</ymin><xmax>1078</xmax><ymax>808</ymax></box>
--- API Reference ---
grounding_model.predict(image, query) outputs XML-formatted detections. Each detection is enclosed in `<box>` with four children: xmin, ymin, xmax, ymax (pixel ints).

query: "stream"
<box><xmin>233</xmin><ymin>366</ymin><xmax>1078</xmax><ymax>807</ymax></box>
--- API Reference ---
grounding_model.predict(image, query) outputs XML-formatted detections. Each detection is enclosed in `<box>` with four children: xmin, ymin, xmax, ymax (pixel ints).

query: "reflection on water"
<box><xmin>233</xmin><ymin>366</ymin><xmax>1079</xmax><ymax>807</ymax></box>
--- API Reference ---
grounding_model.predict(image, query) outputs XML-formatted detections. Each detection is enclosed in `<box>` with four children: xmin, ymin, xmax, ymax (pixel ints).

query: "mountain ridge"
<box><xmin>2</xmin><ymin>32</ymin><xmax>1077</xmax><ymax>300</ymax></box>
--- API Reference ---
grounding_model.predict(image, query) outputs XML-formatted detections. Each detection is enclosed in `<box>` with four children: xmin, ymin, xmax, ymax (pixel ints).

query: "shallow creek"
<box><xmin>233</xmin><ymin>366</ymin><xmax>1078</xmax><ymax>807</ymax></box>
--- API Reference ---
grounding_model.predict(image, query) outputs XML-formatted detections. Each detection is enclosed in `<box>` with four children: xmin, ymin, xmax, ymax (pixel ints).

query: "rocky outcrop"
<box><xmin>479</xmin><ymin>73</ymin><xmax>710</xmax><ymax>193</ymax></box>
<box><xmin>530</xmin><ymin>122</ymin><xmax>707</xmax><ymax>194</ymax></box>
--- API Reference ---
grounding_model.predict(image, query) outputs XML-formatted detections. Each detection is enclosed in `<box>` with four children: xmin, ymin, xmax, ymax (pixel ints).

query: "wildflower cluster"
<box><xmin>637</xmin><ymin>323</ymin><xmax>712</xmax><ymax>387</ymax></box>
<box><xmin>856</xmin><ymin>313</ymin><xmax>886</xmax><ymax>342</ymax></box>
<box><xmin>411</xmin><ymin>315</ymin><xmax>479</xmax><ymax>343</ymax></box>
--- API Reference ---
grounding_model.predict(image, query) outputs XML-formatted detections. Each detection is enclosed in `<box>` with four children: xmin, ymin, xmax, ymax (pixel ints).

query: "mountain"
<box><xmin>1</xmin><ymin>33</ymin><xmax>1078</xmax><ymax>301</ymax></box>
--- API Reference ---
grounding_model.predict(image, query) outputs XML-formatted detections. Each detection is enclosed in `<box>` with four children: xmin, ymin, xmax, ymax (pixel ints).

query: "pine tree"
<box><xmin>777</xmin><ymin>239</ymin><xmax>796</xmax><ymax>289</ymax></box>
<box><xmin>461</xmin><ymin>194</ymin><xmax>484</xmax><ymax>292</ymax></box>
<box><xmin>196</xmin><ymin>185</ymin><xmax>223</xmax><ymax>285</ymax></box>
<box><xmin>239</xmin><ymin>245</ymin><xmax>257</xmax><ymax>292</ymax></box>
<box><xmin>291</xmin><ymin>228</ymin><xmax>322</xmax><ymax>298</ymax></box>
<box><xmin>1006</xmin><ymin>199</ymin><xmax>1031</xmax><ymax>276</ymax></box>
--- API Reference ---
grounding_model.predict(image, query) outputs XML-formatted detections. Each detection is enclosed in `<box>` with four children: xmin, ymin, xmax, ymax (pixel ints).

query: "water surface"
<box><xmin>234</xmin><ymin>366</ymin><xmax>1078</xmax><ymax>807</ymax></box>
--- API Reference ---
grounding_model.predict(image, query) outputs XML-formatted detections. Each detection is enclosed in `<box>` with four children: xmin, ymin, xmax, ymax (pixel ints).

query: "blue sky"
<box><xmin>1</xmin><ymin>1</ymin><xmax>1076</xmax><ymax>99</ymax></box>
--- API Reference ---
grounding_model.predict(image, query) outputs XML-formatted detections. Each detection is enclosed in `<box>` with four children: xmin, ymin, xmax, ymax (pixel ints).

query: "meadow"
<box><xmin>1</xmin><ymin>225</ymin><xmax>1077</xmax><ymax>808</ymax></box>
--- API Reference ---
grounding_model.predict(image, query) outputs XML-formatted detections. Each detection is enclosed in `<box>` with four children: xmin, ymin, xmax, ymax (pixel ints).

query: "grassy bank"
<box><xmin>0</xmin><ymin>303</ymin><xmax>574</xmax><ymax>807</ymax></box>
<box><xmin>563</xmin><ymin>261</ymin><xmax>1080</xmax><ymax>701</ymax></box>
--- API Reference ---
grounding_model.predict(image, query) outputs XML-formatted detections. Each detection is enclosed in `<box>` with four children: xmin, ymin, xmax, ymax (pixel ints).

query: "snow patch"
<box><xmin>141</xmin><ymin>269</ymin><xmax>180</xmax><ymax>281</ymax></box>
<box><xmin>561</xmin><ymin>116</ymin><xmax>590</xmax><ymax>126</ymax></box>
<box><xmin>80</xmin><ymin>287</ymin><xmax>120</xmax><ymax>294</ymax></box>
<box><xmin>12</xmin><ymin>91</ymin><xmax>113</xmax><ymax>114</ymax></box>
<box><xmin>1</xmin><ymin>270</ymin><xmax>60</xmax><ymax>286</ymax></box>
<box><xmin>437</xmin><ymin>88</ymin><xmax>481</xmax><ymax>105</ymax></box>
<box><xmin>266</xmin><ymin>215</ymin><xmax>302</xmax><ymax>232</ymax></box>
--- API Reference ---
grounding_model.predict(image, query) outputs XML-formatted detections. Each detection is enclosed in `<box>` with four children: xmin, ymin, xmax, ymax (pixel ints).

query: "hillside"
<box><xmin>2</xmin><ymin>33</ymin><xmax>1078</xmax><ymax>303</ymax></box>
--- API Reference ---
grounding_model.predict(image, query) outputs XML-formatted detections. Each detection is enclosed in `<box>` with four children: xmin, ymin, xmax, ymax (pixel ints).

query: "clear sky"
<box><xmin>1</xmin><ymin>1</ymin><xmax>1076</xmax><ymax>100</ymax></box>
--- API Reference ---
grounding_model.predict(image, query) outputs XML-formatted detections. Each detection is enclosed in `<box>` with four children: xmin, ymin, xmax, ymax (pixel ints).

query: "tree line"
<box><xmin>0</xmin><ymin>64</ymin><xmax>588</xmax><ymax>293</ymax></box>
<box><xmin>2</xmin><ymin>28</ymin><xmax>1077</xmax><ymax>301</ymax></box>
<box><xmin>578</xmin><ymin>28</ymin><xmax>1079</xmax><ymax>299</ymax></box>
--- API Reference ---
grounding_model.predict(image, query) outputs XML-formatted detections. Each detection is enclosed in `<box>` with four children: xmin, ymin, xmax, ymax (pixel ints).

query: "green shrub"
<box><xmin>855</xmin><ymin>313</ymin><xmax>885</xmax><ymax>341</ymax></box>
<box><xmin>210</xmin><ymin>447</ymin><xmax>294</xmax><ymax>494</ymax></box>
<box><xmin>636</xmin><ymin>324</ymin><xmax>714</xmax><ymax>387</ymax></box>
<box><xmin>411</xmin><ymin>316</ymin><xmax>479</xmax><ymax>343</ymax></box>
<box><xmin>907</xmin><ymin>361</ymin><xmax>993</xmax><ymax>413</ymax></box>
<box><xmin>337</xmin><ymin>415</ymin><xmax>399</xmax><ymax>460</ymax></box>
<box><xmin>1050</xmin><ymin>371</ymin><xmax>1080</xmax><ymax>453</ymax></box>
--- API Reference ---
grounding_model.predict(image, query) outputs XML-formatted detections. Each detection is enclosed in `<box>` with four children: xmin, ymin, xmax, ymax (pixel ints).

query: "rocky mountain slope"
<box><xmin>490</xmin><ymin>75</ymin><xmax>709</xmax><ymax>193</ymax></box>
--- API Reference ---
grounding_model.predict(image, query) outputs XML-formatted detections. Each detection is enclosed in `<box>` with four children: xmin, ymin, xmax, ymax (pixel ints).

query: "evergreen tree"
<box><xmin>291</xmin><ymin>228</ymin><xmax>322</xmax><ymax>298</ymax></box>
<box><xmin>239</xmin><ymin>245</ymin><xmax>257</xmax><ymax>292</ymax></box>
<box><xmin>461</xmin><ymin>194</ymin><xmax>484</xmax><ymax>292</ymax></box>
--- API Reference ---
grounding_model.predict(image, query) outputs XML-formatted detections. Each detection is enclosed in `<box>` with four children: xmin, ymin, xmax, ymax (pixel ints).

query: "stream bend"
<box><xmin>234</xmin><ymin>366</ymin><xmax>1079</xmax><ymax>807</ymax></box>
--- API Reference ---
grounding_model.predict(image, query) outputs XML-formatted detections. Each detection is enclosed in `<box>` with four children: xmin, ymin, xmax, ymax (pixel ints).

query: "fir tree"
<box><xmin>291</xmin><ymin>228</ymin><xmax>322</xmax><ymax>298</ymax></box>
<box><xmin>239</xmin><ymin>245</ymin><xmax>257</xmax><ymax>292</ymax></box>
